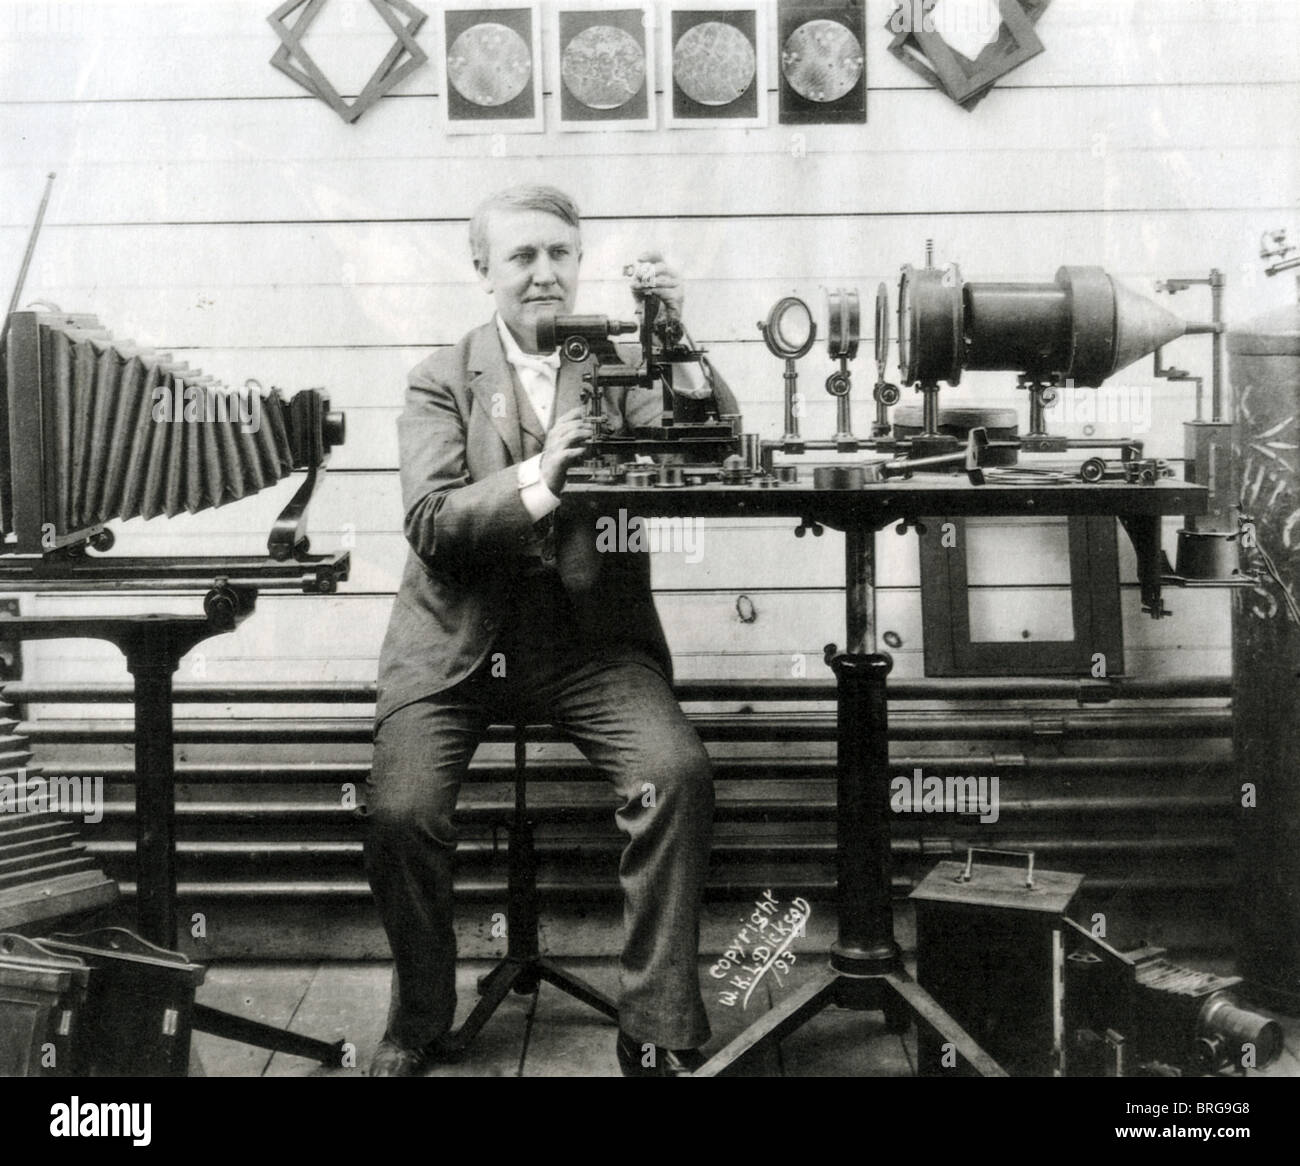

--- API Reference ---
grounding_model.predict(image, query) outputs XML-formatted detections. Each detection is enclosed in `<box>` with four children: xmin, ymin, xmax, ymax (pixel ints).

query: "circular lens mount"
<box><xmin>897</xmin><ymin>264</ymin><xmax>964</xmax><ymax>386</ymax></box>
<box><xmin>874</xmin><ymin>282</ymin><xmax>891</xmax><ymax>377</ymax></box>
<box><xmin>761</xmin><ymin>296</ymin><xmax>817</xmax><ymax>359</ymax></box>
<box><xmin>826</xmin><ymin>287</ymin><xmax>860</xmax><ymax>361</ymax></box>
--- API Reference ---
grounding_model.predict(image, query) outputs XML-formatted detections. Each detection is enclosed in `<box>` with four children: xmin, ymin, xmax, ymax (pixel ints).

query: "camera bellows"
<box><xmin>1</xmin><ymin>311</ymin><xmax>343</xmax><ymax>555</ymax></box>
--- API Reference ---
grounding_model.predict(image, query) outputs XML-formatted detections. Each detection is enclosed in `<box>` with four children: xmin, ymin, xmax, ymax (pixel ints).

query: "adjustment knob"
<box><xmin>323</xmin><ymin>411</ymin><xmax>347</xmax><ymax>447</ymax></box>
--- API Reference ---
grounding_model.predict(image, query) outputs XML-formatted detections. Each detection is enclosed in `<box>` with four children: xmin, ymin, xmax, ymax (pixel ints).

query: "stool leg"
<box><xmin>506</xmin><ymin>810</ymin><xmax>540</xmax><ymax>972</ymax></box>
<box><xmin>536</xmin><ymin>960</ymin><xmax>619</xmax><ymax>1020</ymax></box>
<box><xmin>449</xmin><ymin>726</ymin><xmax>619</xmax><ymax>1056</ymax></box>
<box><xmin>449</xmin><ymin>956</ymin><xmax>533</xmax><ymax>1056</ymax></box>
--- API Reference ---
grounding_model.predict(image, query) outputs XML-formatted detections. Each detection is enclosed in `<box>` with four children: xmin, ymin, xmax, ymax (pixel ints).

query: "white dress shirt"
<box><xmin>497</xmin><ymin>315</ymin><xmax>563</xmax><ymax>522</ymax></box>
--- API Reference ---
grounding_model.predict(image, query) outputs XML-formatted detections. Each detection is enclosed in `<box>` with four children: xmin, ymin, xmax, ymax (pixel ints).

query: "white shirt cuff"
<box><xmin>517</xmin><ymin>454</ymin><xmax>561</xmax><ymax>521</ymax></box>
<box><xmin>671</xmin><ymin>358</ymin><xmax>712</xmax><ymax>399</ymax></box>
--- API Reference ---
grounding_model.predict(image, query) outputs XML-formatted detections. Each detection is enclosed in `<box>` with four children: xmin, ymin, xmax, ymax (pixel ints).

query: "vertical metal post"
<box><xmin>829</xmin><ymin>651</ymin><xmax>900</xmax><ymax>974</ymax></box>
<box><xmin>782</xmin><ymin>359</ymin><xmax>801</xmax><ymax>444</ymax></box>
<box><xmin>921</xmin><ymin>382</ymin><xmax>941</xmax><ymax>436</ymax></box>
<box><xmin>126</xmin><ymin>638</ymin><xmax>179</xmax><ymax>949</ymax></box>
<box><xmin>510</xmin><ymin>725</ymin><xmax>539</xmax><ymax>962</ymax></box>
<box><xmin>1209</xmin><ymin>268</ymin><xmax>1224</xmax><ymax>421</ymax></box>
<box><xmin>829</xmin><ymin>525</ymin><xmax>900</xmax><ymax>974</ymax></box>
<box><xmin>833</xmin><ymin>388</ymin><xmax>853</xmax><ymax>444</ymax></box>
<box><xmin>845</xmin><ymin>526</ymin><xmax>875</xmax><ymax>653</ymax></box>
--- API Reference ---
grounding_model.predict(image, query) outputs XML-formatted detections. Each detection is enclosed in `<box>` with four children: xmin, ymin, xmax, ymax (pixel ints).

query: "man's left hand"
<box><xmin>630</xmin><ymin>250</ymin><xmax>685</xmax><ymax>321</ymax></box>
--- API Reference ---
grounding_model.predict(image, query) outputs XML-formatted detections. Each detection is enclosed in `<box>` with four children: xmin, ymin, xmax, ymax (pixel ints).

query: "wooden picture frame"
<box><xmin>268</xmin><ymin>0</ymin><xmax>430</xmax><ymax>124</ymax></box>
<box><xmin>665</xmin><ymin>3</ymin><xmax>768</xmax><ymax>129</ymax></box>
<box><xmin>437</xmin><ymin>1</ymin><xmax>543</xmax><ymax>134</ymax></box>
<box><xmin>778</xmin><ymin>0</ymin><xmax>866</xmax><ymax>125</ymax></box>
<box><xmin>918</xmin><ymin>515</ymin><xmax>1124</xmax><ymax>677</ymax></box>
<box><xmin>553</xmin><ymin>4</ymin><xmax>656</xmax><ymax>132</ymax></box>
<box><xmin>887</xmin><ymin>0</ymin><xmax>1050</xmax><ymax>111</ymax></box>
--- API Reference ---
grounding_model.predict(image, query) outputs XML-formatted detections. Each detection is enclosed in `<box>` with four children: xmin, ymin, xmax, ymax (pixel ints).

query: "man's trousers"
<box><xmin>364</xmin><ymin>572</ymin><xmax>714</xmax><ymax>1052</ymax></box>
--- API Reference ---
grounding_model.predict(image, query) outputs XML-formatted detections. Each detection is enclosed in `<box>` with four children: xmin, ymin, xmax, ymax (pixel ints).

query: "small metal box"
<box><xmin>0</xmin><ymin>957</ymin><xmax>71</xmax><ymax>1075</ymax></box>
<box><xmin>910</xmin><ymin>852</ymin><xmax>1084</xmax><ymax>1077</ymax></box>
<box><xmin>38</xmin><ymin>927</ymin><xmax>206</xmax><ymax>1077</ymax></box>
<box><xmin>0</xmin><ymin>932</ymin><xmax>92</xmax><ymax>1076</ymax></box>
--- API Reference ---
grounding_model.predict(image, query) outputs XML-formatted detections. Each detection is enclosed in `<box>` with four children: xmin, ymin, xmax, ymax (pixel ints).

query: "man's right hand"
<box><xmin>539</xmin><ymin>406</ymin><xmax>594</xmax><ymax>496</ymax></box>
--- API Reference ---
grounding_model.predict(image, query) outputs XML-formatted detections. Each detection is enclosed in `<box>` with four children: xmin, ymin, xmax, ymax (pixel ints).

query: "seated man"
<box><xmin>365</xmin><ymin>184</ymin><xmax>739</xmax><ymax>1077</ymax></box>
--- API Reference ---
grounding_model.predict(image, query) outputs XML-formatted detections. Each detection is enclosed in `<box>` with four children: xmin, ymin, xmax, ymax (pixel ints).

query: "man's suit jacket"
<box><xmin>375</xmin><ymin>319</ymin><xmax>729</xmax><ymax>725</ymax></box>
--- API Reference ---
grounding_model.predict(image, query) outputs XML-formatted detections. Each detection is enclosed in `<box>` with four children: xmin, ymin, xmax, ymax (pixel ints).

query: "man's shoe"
<box><xmin>368</xmin><ymin>1033</ymin><xmax>457</xmax><ymax>1077</ymax></box>
<box><xmin>616</xmin><ymin>1029</ymin><xmax>706</xmax><ymax>1077</ymax></box>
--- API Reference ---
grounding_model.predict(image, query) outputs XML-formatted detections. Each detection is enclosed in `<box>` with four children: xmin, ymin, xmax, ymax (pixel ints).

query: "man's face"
<box><xmin>475</xmin><ymin>208</ymin><xmax>582</xmax><ymax>352</ymax></box>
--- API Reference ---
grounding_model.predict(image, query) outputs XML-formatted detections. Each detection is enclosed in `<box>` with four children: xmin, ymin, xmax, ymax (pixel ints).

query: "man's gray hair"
<box><xmin>468</xmin><ymin>185</ymin><xmax>582</xmax><ymax>269</ymax></box>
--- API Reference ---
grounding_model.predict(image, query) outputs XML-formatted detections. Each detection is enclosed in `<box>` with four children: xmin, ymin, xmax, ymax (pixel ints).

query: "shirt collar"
<box><xmin>496</xmin><ymin>314</ymin><xmax>560</xmax><ymax>376</ymax></box>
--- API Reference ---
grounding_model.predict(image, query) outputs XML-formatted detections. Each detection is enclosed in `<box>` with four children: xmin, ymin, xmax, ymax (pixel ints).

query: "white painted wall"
<box><xmin>2</xmin><ymin>0</ymin><xmax>1296</xmax><ymax>701</ymax></box>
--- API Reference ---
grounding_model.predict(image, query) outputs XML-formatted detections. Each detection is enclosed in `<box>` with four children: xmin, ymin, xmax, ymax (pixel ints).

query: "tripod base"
<box><xmin>692</xmin><ymin>644</ymin><xmax>1005</xmax><ymax>1077</ymax></box>
<box><xmin>693</xmin><ymin>962</ymin><xmax>1006</xmax><ymax>1078</ymax></box>
<box><xmin>448</xmin><ymin>955</ymin><xmax>619</xmax><ymax>1056</ymax></box>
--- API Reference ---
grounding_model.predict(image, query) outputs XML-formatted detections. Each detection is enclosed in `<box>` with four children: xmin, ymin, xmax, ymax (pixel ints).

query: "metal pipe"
<box><xmin>106</xmin><ymin>872</ymin><xmax>1234</xmax><ymax>901</ymax></box>
<box><xmin>1027</xmin><ymin>386</ymin><xmax>1048</xmax><ymax>436</ymax></box>
<box><xmin>85</xmin><ymin>835</ymin><xmax>1231</xmax><ymax>863</ymax></box>
<box><xmin>5</xmin><ymin>676</ymin><xmax>1232</xmax><ymax>703</ymax></box>
<box><xmin>834</xmin><ymin>391</ymin><xmax>853</xmax><ymax>444</ymax></box>
<box><xmin>47</xmin><ymin>752</ymin><xmax>1231</xmax><ymax>785</ymax></box>
<box><xmin>782</xmin><ymin>358</ymin><xmax>801</xmax><ymax>443</ymax></box>
<box><xmin>920</xmin><ymin>382</ymin><xmax>941</xmax><ymax>435</ymax></box>
<box><xmin>1210</xmin><ymin>268</ymin><xmax>1224</xmax><ymax>420</ymax></box>
<box><xmin>19</xmin><ymin>708</ymin><xmax>1233</xmax><ymax>744</ymax></box>
<box><xmin>1</xmin><ymin>172</ymin><xmax>55</xmax><ymax>351</ymax></box>
<box><xmin>83</xmin><ymin>796</ymin><xmax>1233</xmax><ymax>827</ymax></box>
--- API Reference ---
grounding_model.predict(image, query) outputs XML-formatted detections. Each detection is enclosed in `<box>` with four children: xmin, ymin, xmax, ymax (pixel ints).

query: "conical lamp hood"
<box><xmin>1111</xmin><ymin>279</ymin><xmax>1188</xmax><ymax>375</ymax></box>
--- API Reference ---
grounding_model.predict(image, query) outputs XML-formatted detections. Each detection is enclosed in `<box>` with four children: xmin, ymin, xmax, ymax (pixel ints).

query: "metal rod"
<box><xmin>1028</xmin><ymin>385</ymin><xmax>1048</xmax><ymax>436</ymax></box>
<box><xmin>48</xmin><ymin>753</ymin><xmax>1231</xmax><ymax>786</ymax></box>
<box><xmin>834</xmin><ymin>388</ymin><xmax>853</xmax><ymax>443</ymax></box>
<box><xmin>4</xmin><ymin>675</ymin><xmax>1231</xmax><ymax>703</ymax></box>
<box><xmin>19</xmin><ymin>708</ymin><xmax>1233</xmax><ymax>744</ymax></box>
<box><xmin>82</xmin><ymin>795</ymin><xmax>1233</xmax><ymax>826</ymax></box>
<box><xmin>1</xmin><ymin>172</ymin><xmax>55</xmax><ymax>351</ymax></box>
<box><xmin>921</xmin><ymin>382</ymin><xmax>940</xmax><ymax>435</ymax></box>
<box><xmin>845</xmin><ymin>526</ymin><xmax>875</xmax><ymax>654</ymax></box>
<box><xmin>0</xmin><ymin>552</ymin><xmax>346</xmax><ymax>594</ymax></box>
<box><xmin>782</xmin><ymin>357</ymin><xmax>801</xmax><ymax>442</ymax></box>
<box><xmin>105</xmin><ymin>872</ymin><xmax>1233</xmax><ymax>901</ymax></box>
<box><xmin>1210</xmin><ymin>268</ymin><xmax>1224</xmax><ymax>421</ymax></box>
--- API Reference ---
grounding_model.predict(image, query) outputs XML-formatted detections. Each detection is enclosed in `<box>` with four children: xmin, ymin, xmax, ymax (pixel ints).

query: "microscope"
<box><xmin>534</xmin><ymin>265</ymin><xmax>743</xmax><ymax>483</ymax></box>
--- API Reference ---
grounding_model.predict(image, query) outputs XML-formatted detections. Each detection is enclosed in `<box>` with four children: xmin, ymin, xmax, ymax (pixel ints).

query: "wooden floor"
<box><xmin>191</xmin><ymin>956</ymin><xmax>921</xmax><ymax>1077</ymax></box>
<box><xmin>190</xmin><ymin>956</ymin><xmax>1300</xmax><ymax>1078</ymax></box>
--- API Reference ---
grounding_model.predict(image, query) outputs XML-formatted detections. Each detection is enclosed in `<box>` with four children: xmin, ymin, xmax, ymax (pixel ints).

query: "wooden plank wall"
<box><xmin>1</xmin><ymin>0</ymin><xmax>1297</xmax><ymax>703</ymax></box>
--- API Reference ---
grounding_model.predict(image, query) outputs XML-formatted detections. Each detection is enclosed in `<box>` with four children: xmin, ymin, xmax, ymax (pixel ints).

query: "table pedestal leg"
<box><xmin>694</xmin><ymin>525</ymin><xmax>1005</xmax><ymax>1077</ymax></box>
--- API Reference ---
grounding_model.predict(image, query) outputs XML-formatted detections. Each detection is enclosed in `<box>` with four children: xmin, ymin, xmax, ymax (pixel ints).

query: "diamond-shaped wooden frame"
<box><xmin>269</xmin><ymin>0</ymin><xmax>429</xmax><ymax>123</ymax></box>
<box><xmin>888</xmin><ymin>0</ymin><xmax>1049</xmax><ymax>111</ymax></box>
